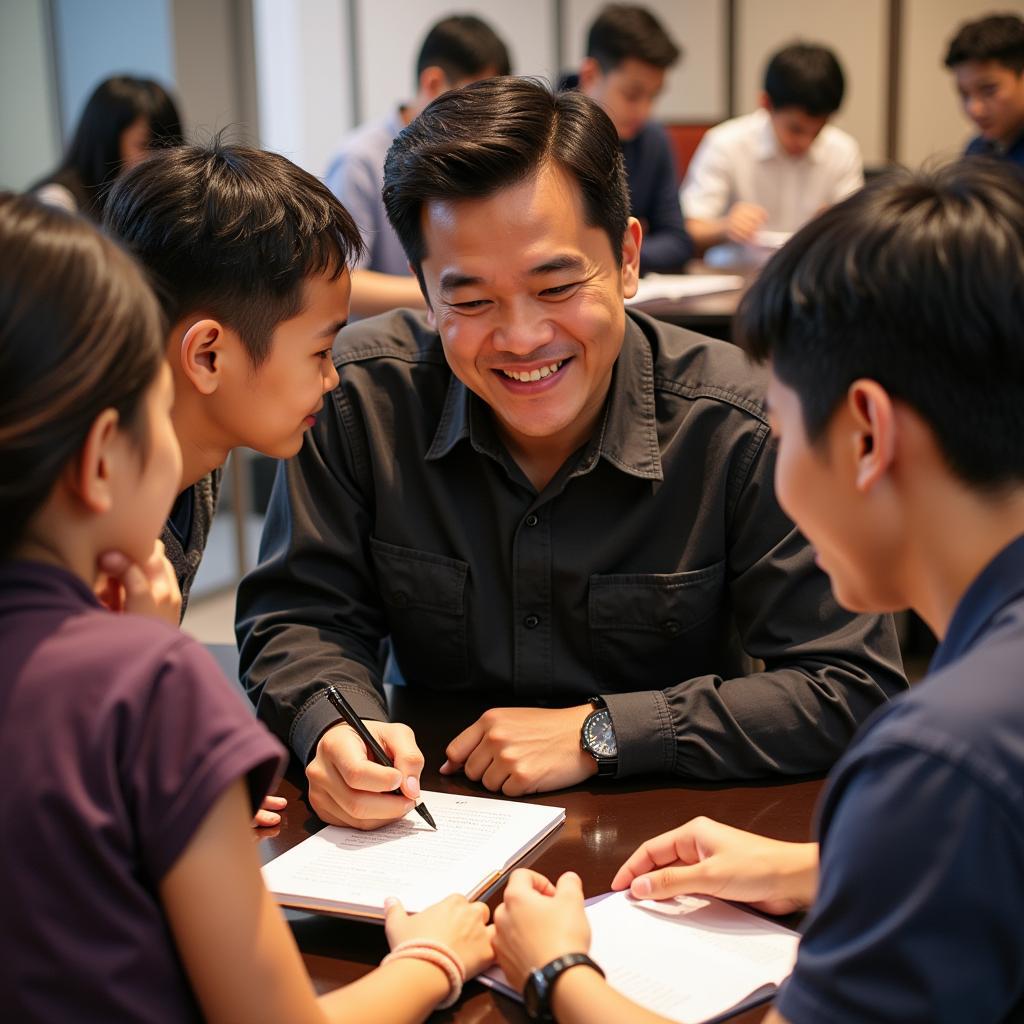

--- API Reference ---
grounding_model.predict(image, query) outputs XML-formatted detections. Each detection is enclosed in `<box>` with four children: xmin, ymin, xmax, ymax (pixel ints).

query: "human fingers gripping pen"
<box><xmin>326</xmin><ymin>685</ymin><xmax>438</xmax><ymax>829</ymax></box>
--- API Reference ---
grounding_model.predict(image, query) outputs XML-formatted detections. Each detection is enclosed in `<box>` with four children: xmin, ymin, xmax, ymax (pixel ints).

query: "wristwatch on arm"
<box><xmin>580</xmin><ymin>695</ymin><xmax>618</xmax><ymax>777</ymax></box>
<box><xmin>523</xmin><ymin>953</ymin><xmax>605</xmax><ymax>1021</ymax></box>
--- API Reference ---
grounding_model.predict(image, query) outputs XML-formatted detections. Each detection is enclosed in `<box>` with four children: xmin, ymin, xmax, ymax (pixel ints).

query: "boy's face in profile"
<box><xmin>954</xmin><ymin>59</ymin><xmax>1024</xmax><ymax>144</ymax></box>
<box><xmin>765</xmin><ymin>370</ymin><xmax>902</xmax><ymax>616</ymax></box>
<box><xmin>765</xmin><ymin>101</ymin><xmax>830</xmax><ymax>158</ymax></box>
<box><xmin>222</xmin><ymin>270</ymin><xmax>351</xmax><ymax>458</ymax></box>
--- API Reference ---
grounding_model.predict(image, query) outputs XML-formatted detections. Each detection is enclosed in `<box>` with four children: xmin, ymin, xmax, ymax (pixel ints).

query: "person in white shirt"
<box><xmin>682</xmin><ymin>43</ymin><xmax>863</xmax><ymax>260</ymax></box>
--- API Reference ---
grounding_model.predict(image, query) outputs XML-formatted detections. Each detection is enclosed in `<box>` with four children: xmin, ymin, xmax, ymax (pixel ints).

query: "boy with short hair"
<box><xmin>103</xmin><ymin>142</ymin><xmax>363</xmax><ymax>613</ymax></box>
<box><xmin>575</xmin><ymin>3</ymin><xmax>692</xmax><ymax>274</ymax></box>
<box><xmin>324</xmin><ymin>14</ymin><xmax>510</xmax><ymax>317</ymax></box>
<box><xmin>492</xmin><ymin>158</ymin><xmax>1024</xmax><ymax>1023</ymax></box>
<box><xmin>682</xmin><ymin>42</ymin><xmax>862</xmax><ymax>256</ymax></box>
<box><xmin>945</xmin><ymin>12</ymin><xmax>1024</xmax><ymax>165</ymax></box>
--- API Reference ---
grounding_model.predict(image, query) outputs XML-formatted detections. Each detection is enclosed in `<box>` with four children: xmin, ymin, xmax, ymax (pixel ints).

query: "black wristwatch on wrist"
<box><xmin>580</xmin><ymin>695</ymin><xmax>618</xmax><ymax>777</ymax></box>
<box><xmin>523</xmin><ymin>953</ymin><xmax>604</xmax><ymax>1021</ymax></box>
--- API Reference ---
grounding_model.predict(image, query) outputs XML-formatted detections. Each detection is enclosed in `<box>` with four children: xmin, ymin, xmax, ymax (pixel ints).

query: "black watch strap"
<box><xmin>524</xmin><ymin>952</ymin><xmax>604</xmax><ymax>1020</ymax></box>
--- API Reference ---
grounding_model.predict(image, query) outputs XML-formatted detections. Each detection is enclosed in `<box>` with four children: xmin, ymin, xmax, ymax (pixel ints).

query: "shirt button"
<box><xmin>392</xmin><ymin>590</ymin><xmax>409</xmax><ymax>608</ymax></box>
<box><xmin>525</xmin><ymin>513</ymin><xmax>539</xmax><ymax>527</ymax></box>
<box><xmin>524</xmin><ymin>614</ymin><xmax>540</xmax><ymax>629</ymax></box>
<box><xmin>662</xmin><ymin>619</ymin><xmax>681</xmax><ymax>636</ymax></box>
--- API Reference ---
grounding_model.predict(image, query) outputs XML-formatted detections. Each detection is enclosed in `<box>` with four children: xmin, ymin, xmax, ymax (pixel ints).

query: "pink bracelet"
<box><xmin>381</xmin><ymin>938</ymin><xmax>466</xmax><ymax>1009</ymax></box>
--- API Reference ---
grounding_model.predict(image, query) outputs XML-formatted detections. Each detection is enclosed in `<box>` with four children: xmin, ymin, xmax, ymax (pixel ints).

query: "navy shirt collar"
<box><xmin>930</xmin><ymin>533</ymin><xmax>1024</xmax><ymax>673</ymax></box>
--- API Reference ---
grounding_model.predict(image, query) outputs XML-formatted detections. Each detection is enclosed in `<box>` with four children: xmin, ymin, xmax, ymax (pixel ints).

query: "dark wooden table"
<box><xmin>256</xmin><ymin>687</ymin><xmax>823</xmax><ymax>1023</ymax></box>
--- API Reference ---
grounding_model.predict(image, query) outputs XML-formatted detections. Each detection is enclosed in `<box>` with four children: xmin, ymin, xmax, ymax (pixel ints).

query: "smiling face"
<box><xmin>420</xmin><ymin>162</ymin><xmax>641</xmax><ymax>471</ymax></box>
<box><xmin>765</xmin><ymin>369</ymin><xmax>906</xmax><ymax>614</ymax></box>
<box><xmin>954</xmin><ymin>59</ymin><xmax>1024</xmax><ymax>144</ymax></box>
<box><xmin>216</xmin><ymin>270</ymin><xmax>350</xmax><ymax>458</ymax></box>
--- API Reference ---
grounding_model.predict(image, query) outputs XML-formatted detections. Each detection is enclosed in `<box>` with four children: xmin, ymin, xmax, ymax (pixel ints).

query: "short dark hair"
<box><xmin>586</xmin><ymin>4</ymin><xmax>681</xmax><ymax>72</ymax></box>
<box><xmin>31</xmin><ymin>75</ymin><xmax>183</xmax><ymax>220</ymax></box>
<box><xmin>103</xmin><ymin>140</ymin><xmax>364</xmax><ymax>366</ymax></box>
<box><xmin>0</xmin><ymin>194</ymin><xmax>164</xmax><ymax>557</ymax></box>
<box><xmin>764</xmin><ymin>43</ymin><xmax>845</xmax><ymax>116</ymax></box>
<box><xmin>945</xmin><ymin>13</ymin><xmax>1024</xmax><ymax>74</ymax></box>
<box><xmin>383</xmin><ymin>77</ymin><xmax>629</xmax><ymax>297</ymax></box>
<box><xmin>416</xmin><ymin>14</ymin><xmax>511</xmax><ymax>83</ymax></box>
<box><xmin>737</xmin><ymin>159</ymin><xmax>1024</xmax><ymax>488</ymax></box>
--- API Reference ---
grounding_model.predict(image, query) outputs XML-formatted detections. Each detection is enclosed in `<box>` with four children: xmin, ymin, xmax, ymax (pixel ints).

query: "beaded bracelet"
<box><xmin>381</xmin><ymin>938</ymin><xmax>466</xmax><ymax>1009</ymax></box>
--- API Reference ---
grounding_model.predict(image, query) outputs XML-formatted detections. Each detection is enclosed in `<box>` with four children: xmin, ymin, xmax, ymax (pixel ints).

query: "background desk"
<box><xmin>256</xmin><ymin>686</ymin><xmax>823</xmax><ymax>1023</ymax></box>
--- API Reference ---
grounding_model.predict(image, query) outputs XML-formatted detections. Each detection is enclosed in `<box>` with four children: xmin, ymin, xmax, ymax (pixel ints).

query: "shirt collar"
<box><xmin>930</xmin><ymin>533</ymin><xmax>1024</xmax><ymax>673</ymax></box>
<box><xmin>425</xmin><ymin>312</ymin><xmax>663</xmax><ymax>482</ymax></box>
<box><xmin>0</xmin><ymin>559</ymin><xmax>101</xmax><ymax>614</ymax></box>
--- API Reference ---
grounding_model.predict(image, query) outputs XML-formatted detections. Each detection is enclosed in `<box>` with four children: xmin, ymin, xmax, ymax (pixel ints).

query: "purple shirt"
<box><xmin>0</xmin><ymin>561</ymin><xmax>285</xmax><ymax>1023</ymax></box>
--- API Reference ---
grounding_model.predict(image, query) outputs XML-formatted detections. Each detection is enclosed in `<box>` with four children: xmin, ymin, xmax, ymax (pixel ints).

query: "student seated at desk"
<box><xmin>945</xmin><ymin>13</ymin><xmax>1024</xmax><ymax>166</ymax></box>
<box><xmin>237</xmin><ymin>77</ymin><xmax>904</xmax><ymax>832</ymax></box>
<box><xmin>0</xmin><ymin>194</ymin><xmax>493</xmax><ymax>1024</ymax></box>
<box><xmin>323</xmin><ymin>14</ymin><xmax>511</xmax><ymax>317</ymax></box>
<box><xmin>681</xmin><ymin>43</ymin><xmax>862</xmax><ymax>262</ymax></box>
<box><xmin>491</xmin><ymin>160</ymin><xmax>1024</xmax><ymax>1023</ymax></box>
<box><xmin>572</xmin><ymin>4</ymin><xmax>693</xmax><ymax>275</ymax></box>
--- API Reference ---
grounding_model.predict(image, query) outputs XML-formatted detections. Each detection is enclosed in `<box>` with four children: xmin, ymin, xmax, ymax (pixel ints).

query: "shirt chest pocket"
<box><xmin>588</xmin><ymin>562</ymin><xmax>727</xmax><ymax>689</ymax></box>
<box><xmin>369</xmin><ymin>538</ymin><xmax>469</xmax><ymax>686</ymax></box>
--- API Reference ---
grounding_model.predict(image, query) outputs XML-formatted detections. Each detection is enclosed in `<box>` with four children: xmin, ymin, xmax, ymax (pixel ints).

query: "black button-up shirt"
<box><xmin>237</xmin><ymin>309</ymin><xmax>906</xmax><ymax>779</ymax></box>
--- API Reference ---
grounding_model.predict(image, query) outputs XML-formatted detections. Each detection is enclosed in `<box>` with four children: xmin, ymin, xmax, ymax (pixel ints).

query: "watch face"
<box><xmin>583</xmin><ymin>709</ymin><xmax>617</xmax><ymax>757</ymax></box>
<box><xmin>524</xmin><ymin>968</ymin><xmax>548</xmax><ymax>1018</ymax></box>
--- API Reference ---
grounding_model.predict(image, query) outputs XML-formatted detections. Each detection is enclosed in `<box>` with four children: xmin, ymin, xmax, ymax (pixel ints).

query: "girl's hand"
<box><xmin>384</xmin><ymin>893</ymin><xmax>494</xmax><ymax>979</ymax></box>
<box><xmin>96</xmin><ymin>540</ymin><xmax>181</xmax><ymax>626</ymax></box>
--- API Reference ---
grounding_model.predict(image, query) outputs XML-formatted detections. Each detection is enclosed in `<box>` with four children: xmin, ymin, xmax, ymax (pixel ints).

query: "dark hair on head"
<box><xmin>31</xmin><ymin>75</ymin><xmax>183</xmax><ymax>220</ymax></box>
<box><xmin>764</xmin><ymin>43</ymin><xmax>845</xmax><ymax>116</ymax></box>
<box><xmin>103</xmin><ymin>138</ymin><xmax>364</xmax><ymax>366</ymax></box>
<box><xmin>586</xmin><ymin>4</ymin><xmax>681</xmax><ymax>71</ymax></box>
<box><xmin>416</xmin><ymin>14</ymin><xmax>511</xmax><ymax>83</ymax></box>
<box><xmin>737</xmin><ymin>158</ymin><xmax>1024</xmax><ymax>488</ymax></box>
<box><xmin>945</xmin><ymin>13</ymin><xmax>1024</xmax><ymax>73</ymax></box>
<box><xmin>0</xmin><ymin>193</ymin><xmax>165</xmax><ymax>557</ymax></box>
<box><xmin>383</xmin><ymin>76</ymin><xmax>629</xmax><ymax>296</ymax></box>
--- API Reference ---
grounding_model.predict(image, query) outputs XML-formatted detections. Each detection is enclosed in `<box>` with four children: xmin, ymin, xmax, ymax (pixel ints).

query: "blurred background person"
<box><xmin>31</xmin><ymin>74</ymin><xmax>183</xmax><ymax>220</ymax></box>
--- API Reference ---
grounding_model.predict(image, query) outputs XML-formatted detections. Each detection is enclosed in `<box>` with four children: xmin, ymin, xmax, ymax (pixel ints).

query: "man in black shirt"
<box><xmin>237</xmin><ymin>77</ymin><xmax>905</xmax><ymax>830</ymax></box>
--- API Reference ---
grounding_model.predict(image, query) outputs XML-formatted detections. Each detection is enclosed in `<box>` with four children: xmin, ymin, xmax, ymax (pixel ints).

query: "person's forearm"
<box><xmin>551</xmin><ymin>966</ymin><xmax>675</xmax><ymax>1024</ymax></box>
<box><xmin>349</xmin><ymin>269</ymin><xmax>425</xmax><ymax>317</ymax></box>
<box><xmin>317</xmin><ymin>958</ymin><xmax>449</xmax><ymax>1024</ymax></box>
<box><xmin>685</xmin><ymin>216</ymin><xmax>727</xmax><ymax>250</ymax></box>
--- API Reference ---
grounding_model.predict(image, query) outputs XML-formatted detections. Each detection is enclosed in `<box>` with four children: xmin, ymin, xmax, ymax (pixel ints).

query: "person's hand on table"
<box><xmin>252</xmin><ymin>793</ymin><xmax>287</xmax><ymax>828</ymax></box>
<box><xmin>611</xmin><ymin>816</ymin><xmax>819</xmax><ymax>916</ymax></box>
<box><xmin>440</xmin><ymin>705</ymin><xmax>597</xmax><ymax>795</ymax></box>
<box><xmin>724</xmin><ymin>201</ymin><xmax>768</xmax><ymax>245</ymax></box>
<box><xmin>493</xmin><ymin>869</ymin><xmax>591</xmax><ymax>991</ymax></box>
<box><xmin>95</xmin><ymin>541</ymin><xmax>181</xmax><ymax>626</ymax></box>
<box><xmin>306</xmin><ymin>719</ymin><xmax>424</xmax><ymax>830</ymax></box>
<box><xmin>385</xmin><ymin>893</ymin><xmax>495</xmax><ymax>980</ymax></box>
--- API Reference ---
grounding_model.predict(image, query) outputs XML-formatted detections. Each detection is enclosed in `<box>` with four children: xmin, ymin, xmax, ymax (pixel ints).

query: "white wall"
<box><xmin>735</xmin><ymin>0</ymin><xmax>888</xmax><ymax>165</ymax></box>
<box><xmin>899</xmin><ymin>0</ymin><xmax>1024</xmax><ymax>167</ymax></box>
<box><xmin>0</xmin><ymin>0</ymin><xmax>59</xmax><ymax>190</ymax></box>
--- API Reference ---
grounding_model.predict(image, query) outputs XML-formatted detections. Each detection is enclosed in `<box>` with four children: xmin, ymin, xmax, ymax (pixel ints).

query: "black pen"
<box><xmin>325</xmin><ymin>685</ymin><xmax>437</xmax><ymax>830</ymax></box>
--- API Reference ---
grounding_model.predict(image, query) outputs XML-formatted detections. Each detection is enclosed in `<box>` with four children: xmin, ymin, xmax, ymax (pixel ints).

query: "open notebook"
<box><xmin>480</xmin><ymin>890</ymin><xmax>799</xmax><ymax>1024</ymax></box>
<box><xmin>261</xmin><ymin>791</ymin><xmax>564</xmax><ymax>920</ymax></box>
<box><xmin>625</xmin><ymin>273</ymin><xmax>745</xmax><ymax>306</ymax></box>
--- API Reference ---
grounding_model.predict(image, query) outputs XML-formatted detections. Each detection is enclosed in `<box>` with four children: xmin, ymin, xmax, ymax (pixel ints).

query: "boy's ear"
<box><xmin>758</xmin><ymin>91</ymin><xmax>773</xmax><ymax>113</ymax></box>
<box><xmin>846</xmin><ymin>379</ymin><xmax>896</xmax><ymax>492</ymax></box>
<box><xmin>179</xmin><ymin>319</ymin><xmax>225</xmax><ymax>395</ymax></box>
<box><xmin>418</xmin><ymin>65</ymin><xmax>450</xmax><ymax>102</ymax></box>
<box><xmin>68</xmin><ymin>408</ymin><xmax>121</xmax><ymax>514</ymax></box>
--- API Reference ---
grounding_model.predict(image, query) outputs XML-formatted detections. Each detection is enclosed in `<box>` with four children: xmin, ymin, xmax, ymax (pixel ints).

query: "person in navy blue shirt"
<box><xmin>574</xmin><ymin>4</ymin><xmax>692</xmax><ymax>275</ymax></box>
<box><xmin>946</xmin><ymin>13</ymin><xmax>1024</xmax><ymax>166</ymax></box>
<box><xmin>489</xmin><ymin>159</ymin><xmax>1024</xmax><ymax>1022</ymax></box>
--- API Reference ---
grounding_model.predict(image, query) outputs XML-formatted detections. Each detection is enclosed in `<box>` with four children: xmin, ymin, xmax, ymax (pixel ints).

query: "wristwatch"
<box><xmin>523</xmin><ymin>952</ymin><xmax>604</xmax><ymax>1021</ymax></box>
<box><xmin>580</xmin><ymin>696</ymin><xmax>618</xmax><ymax>777</ymax></box>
